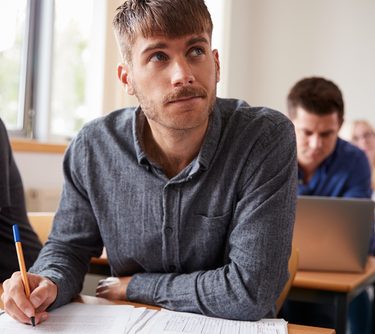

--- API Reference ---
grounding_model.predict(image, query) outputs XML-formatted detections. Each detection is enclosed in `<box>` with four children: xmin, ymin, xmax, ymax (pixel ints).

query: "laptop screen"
<box><xmin>293</xmin><ymin>196</ymin><xmax>374</xmax><ymax>272</ymax></box>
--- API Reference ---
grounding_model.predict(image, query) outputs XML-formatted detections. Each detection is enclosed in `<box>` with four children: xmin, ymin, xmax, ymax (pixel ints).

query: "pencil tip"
<box><xmin>31</xmin><ymin>316</ymin><xmax>35</xmax><ymax>327</ymax></box>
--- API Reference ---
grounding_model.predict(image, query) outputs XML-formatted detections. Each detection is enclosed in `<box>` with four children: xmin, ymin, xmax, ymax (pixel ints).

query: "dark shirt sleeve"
<box><xmin>0</xmin><ymin>119</ymin><xmax>42</xmax><ymax>282</ymax></box>
<box><xmin>126</xmin><ymin>120</ymin><xmax>298</xmax><ymax>320</ymax></box>
<box><xmin>341</xmin><ymin>149</ymin><xmax>372</xmax><ymax>199</ymax></box>
<box><xmin>29</xmin><ymin>133</ymin><xmax>104</xmax><ymax>307</ymax></box>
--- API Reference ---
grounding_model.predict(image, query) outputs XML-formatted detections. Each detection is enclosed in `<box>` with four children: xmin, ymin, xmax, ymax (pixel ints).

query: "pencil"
<box><xmin>12</xmin><ymin>224</ymin><xmax>36</xmax><ymax>327</ymax></box>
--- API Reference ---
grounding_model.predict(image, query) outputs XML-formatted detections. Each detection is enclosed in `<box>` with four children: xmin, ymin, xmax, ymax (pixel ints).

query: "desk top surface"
<box><xmin>293</xmin><ymin>256</ymin><xmax>375</xmax><ymax>292</ymax></box>
<box><xmin>0</xmin><ymin>284</ymin><xmax>335</xmax><ymax>333</ymax></box>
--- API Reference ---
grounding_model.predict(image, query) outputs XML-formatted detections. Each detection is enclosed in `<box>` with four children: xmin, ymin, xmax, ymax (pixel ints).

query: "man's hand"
<box><xmin>96</xmin><ymin>276</ymin><xmax>132</xmax><ymax>301</ymax></box>
<box><xmin>1</xmin><ymin>272</ymin><xmax>57</xmax><ymax>325</ymax></box>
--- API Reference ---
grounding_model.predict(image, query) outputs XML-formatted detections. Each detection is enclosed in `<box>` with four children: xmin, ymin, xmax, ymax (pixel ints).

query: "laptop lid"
<box><xmin>293</xmin><ymin>196</ymin><xmax>374</xmax><ymax>272</ymax></box>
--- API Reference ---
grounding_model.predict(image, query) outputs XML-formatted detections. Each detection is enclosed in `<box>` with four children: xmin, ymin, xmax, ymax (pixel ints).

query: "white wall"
<box><xmin>13</xmin><ymin>152</ymin><xmax>64</xmax><ymax>211</ymax></box>
<box><xmin>14</xmin><ymin>152</ymin><xmax>64</xmax><ymax>190</ymax></box>
<box><xmin>223</xmin><ymin>0</ymin><xmax>375</xmax><ymax>123</ymax></box>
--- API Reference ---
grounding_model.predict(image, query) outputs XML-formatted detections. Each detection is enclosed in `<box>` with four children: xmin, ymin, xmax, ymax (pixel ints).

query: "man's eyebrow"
<box><xmin>319</xmin><ymin>130</ymin><xmax>335</xmax><ymax>135</ymax></box>
<box><xmin>186</xmin><ymin>36</ymin><xmax>209</xmax><ymax>47</ymax></box>
<box><xmin>141</xmin><ymin>42</ymin><xmax>168</xmax><ymax>56</ymax></box>
<box><xmin>140</xmin><ymin>36</ymin><xmax>210</xmax><ymax>56</ymax></box>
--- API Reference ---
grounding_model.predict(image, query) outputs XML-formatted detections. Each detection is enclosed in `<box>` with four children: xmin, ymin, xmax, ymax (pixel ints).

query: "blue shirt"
<box><xmin>298</xmin><ymin>138</ymin><xmax>372</xmax><ymax>198</ymax></box>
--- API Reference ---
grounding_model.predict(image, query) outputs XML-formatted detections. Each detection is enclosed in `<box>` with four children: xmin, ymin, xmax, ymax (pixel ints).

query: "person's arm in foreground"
<box><xmin>1</xmin><ymin>133</ymin><xmax>103</xmax><ymax>324</ymax></box>
<box><xmin>0</xmin><ymin>118</ymin><xmax>42</xmax><ymax>282</ymax></box>
<box><xmin>98</xmin><ymin>119</ymin><xmax>298</xmax><ymax>321</ymax></box>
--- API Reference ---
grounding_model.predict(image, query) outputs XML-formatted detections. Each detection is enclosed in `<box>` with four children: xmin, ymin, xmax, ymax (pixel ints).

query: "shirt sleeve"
<box><xmin>0</xmin><ymin>118</ymin><xmax>42</xmax><ymax>282</ymax></box>
<box><xmin>0</xmin><ymin>118</ymin><xmax>11</xmax><ymax>207</ymax></box>
<box><xmin>341</xmin><ymin>149</ymin><xmax>372</xmax><ymax>199</ymax></box>
<box><xmin>29</xmin><ymin>131</ymin><xmax>103</xmax><ymax>308</ymax></box>
<box><xmin>126</xmin><ymin>120</ymin><xmax>298</xmax><ymax>321</ymax></box>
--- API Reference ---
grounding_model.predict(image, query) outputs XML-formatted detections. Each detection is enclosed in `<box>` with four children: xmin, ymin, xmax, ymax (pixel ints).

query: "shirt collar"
<box><xmin>132</xmin><ymin>100</ymin><xmax>222</xmax><ymax>175</ymax></box>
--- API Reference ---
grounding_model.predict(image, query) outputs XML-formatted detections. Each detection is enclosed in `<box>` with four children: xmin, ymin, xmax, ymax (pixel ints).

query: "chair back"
<box><xmin>28</xmin><ymin>212</ymin><xmax>55</xmax><ymax>244</ymax></box>
<box><xmin>275</xmin><ymin>245</ymin><xmax>299</xmax><ymax>314</ymax></box>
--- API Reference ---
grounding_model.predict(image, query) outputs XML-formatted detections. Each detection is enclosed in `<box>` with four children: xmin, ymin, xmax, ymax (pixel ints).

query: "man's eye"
<box><xmin>320</xmin><ymin>132</ymin><xmax>333</xmax><ymax>138</ymax></box>
<box><xmin>150</xmin><ymin>52</ymin><xmax>168</xmax><ymax>62</ymax></box>
<box><xmin>190</xmin><ymin>47</ymin><xmax>205</xmax><ymax>57</ymax></box>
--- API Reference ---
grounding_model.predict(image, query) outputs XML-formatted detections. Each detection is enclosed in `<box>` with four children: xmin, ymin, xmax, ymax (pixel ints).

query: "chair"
<box><xmin>275</xmin><ymin>245</ymin><xmax>299</xmax><ymax>315</ymax></box>
<box><xmin>28</xmin><ymin>212</ymin><xmax>108</xmax><ymax>275</ymax></box>
<box><xmin>28</xmin><ymin>212</ymin><xmax>55</xmax><ymax>244</ymax></box>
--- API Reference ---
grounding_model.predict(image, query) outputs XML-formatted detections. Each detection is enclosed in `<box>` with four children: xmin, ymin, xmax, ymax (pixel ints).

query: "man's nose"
<box><xmin>309</xmin><ymin>135</ymin><xmax>323</xmax><ymax>149</ymax></box>
<box><xmin>170</xmin><ymin>58</ymin><xmax>195</xmax><ymax>87</ymax></box>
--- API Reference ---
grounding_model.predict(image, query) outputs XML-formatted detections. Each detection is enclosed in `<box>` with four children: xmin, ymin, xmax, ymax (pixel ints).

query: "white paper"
<box><xmin>0</xmin><ymin>303</ymin><xmax>138</xmax><ymax>334</ymax></box>
<box><xmin>0</xmin><ymin>305</ymin><xmax>288</xmax><ymax>334</ymax></box>
<box><xmin>133</xmin><ymin>309</ymin><xmax>288</xmax><ymax>334</ymax></box>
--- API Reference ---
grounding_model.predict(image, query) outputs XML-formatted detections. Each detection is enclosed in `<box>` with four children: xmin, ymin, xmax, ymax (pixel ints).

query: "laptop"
<box><xmin>293</xmin><ymin>196</ymin><xmax>374</xmax><ymax>272</ymax></box>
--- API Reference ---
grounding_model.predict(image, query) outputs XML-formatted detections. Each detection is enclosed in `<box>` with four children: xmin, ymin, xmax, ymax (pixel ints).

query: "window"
<box><xmin>1</xmin><ymin>0</ymin><xmax>227</xmax><ymax>141</ymax></box>
<box><xmin>50</xmin><ymin>0</ymin><xmax>105</xmax><ymax>140</ymax></box>
<box><xmin>0</xmin><ymin>0</ymin><xmax>106</xmax><ymax>141</ymax></box>
<box><xmin>0</xmin><ymin>0</ymin><xmax>28</xmax><ymax>133</ymax></box>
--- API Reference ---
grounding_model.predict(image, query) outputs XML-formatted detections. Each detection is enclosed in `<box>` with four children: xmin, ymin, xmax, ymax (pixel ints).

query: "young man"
<box><xmin>288</xmin><ymin>76</ymin><xmax>371</xmax><ymax>198</ymax></box>
<box><xmin>1</xmin><ymin>0</ymin><xmax>297</xmax><ymax>325</ymax></box>
<box><xmin>284</xmin><ymin>77</ymin><xmax>372</xmax><ymax>334</ymax></box>
<box><xmin>0</xmin><ymin>118</ymin><xmax>42</xmax><ymax>282</ymax></box>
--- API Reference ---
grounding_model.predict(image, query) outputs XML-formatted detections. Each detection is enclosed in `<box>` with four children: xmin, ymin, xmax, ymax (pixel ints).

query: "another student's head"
<box><xmin>287</xmin><ymin>77</ymin><xmax>344</xmax><ymax>172</ymax></box>
<box><xmin>350</xmin><ymin>120</ymin><xmax>375</xmax><ymax>163</ymax></box>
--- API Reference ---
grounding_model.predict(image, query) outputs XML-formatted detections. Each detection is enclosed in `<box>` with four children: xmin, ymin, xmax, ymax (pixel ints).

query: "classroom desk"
<box><xmin>287</xmin><ymin>256</ymin><xmax>375</xmax><ymax>334</ymax></box>
<box><xmin>0</xmin><ymin>284</ymin><xmax>335</xmax><ymax>333</ymax></box>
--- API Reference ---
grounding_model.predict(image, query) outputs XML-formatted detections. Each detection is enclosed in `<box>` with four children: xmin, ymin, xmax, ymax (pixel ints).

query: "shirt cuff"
<box><xmin>126</xmin><ymin>272</ymin><xmax>162</xmax><ymax>305</ymax></box>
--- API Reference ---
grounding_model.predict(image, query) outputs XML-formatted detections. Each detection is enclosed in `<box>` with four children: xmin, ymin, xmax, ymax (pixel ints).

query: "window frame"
<box><xmin>6</xmin><ymin>0</ymin><xmax>53</xmax><ymax>140</ymax></box>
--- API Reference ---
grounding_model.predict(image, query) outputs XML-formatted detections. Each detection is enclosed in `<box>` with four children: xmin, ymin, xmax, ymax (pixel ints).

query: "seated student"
<box><xmin>1</xmin><ymin>0</ymin><xmax>297</xmax><ymax>326</ymax></box>
<box><xmin>348</xmin><ymin>120</ymin><xmax>375</xmax><ymax>255</ymax></box>
<box><xmin>0</xmin><ymin>118</ymin><xmax>42</xmax><ymax>282</ymax></box>
<box><xmin>282</xmin><ymin>77</ymin><xmax>372</xmax><ymax>334</ymax></box>
<box><xmin>348</xmin><ymin>120</ymin><xmax>375</xmax><ymax>199</ymax></box>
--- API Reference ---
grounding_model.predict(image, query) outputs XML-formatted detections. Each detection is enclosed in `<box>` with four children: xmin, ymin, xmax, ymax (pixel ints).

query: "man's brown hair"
<box><xmin>113</xmin><ymin>0</ymin><xmax>213</xmax><ymax>63</ymax></box>
<box><xmin>287</xmin><ymin>77</ymin><xmax>344</xmax><ymax>124</ymax></box>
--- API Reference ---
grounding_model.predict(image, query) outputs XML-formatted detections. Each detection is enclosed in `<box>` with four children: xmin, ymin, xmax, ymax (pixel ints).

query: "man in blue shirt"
<box><xmin>288</xmin><ymin>77</ymin><xmax>371</xmax><ymax>198</ymax></box>
<box><xmin>284</xmin><ymin>76</ymin><xmax>372</xmax><ymax>334</ymax></box>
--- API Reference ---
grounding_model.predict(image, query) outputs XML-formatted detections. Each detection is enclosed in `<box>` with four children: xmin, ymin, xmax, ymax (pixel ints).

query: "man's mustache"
<box><xmin>163</xmin><ymin>86</ymin><xmax>207</xmax><ymax>104</ymax></box>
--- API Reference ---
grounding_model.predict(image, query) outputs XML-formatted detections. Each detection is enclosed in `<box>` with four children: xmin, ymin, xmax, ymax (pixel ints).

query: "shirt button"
<box><xmin>169</xmin><ymin>265</ymin><xmax>176</xmax><ymax>271</ymax></box>
<box><xmin>165</xmin><ymin>227</ymin><xmax>173</xmax><ymax>234</ymax></box>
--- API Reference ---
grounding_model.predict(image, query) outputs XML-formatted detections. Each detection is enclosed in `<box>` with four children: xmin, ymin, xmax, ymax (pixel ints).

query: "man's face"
<box><xmin>352</xmin><ymin>122</ymin><xmax>375</xmax><ymax>158</ymax></box>
<box><xmin>118</xmin><ymin>32</ymin><xmax>220</xmax><ymax>132</ymax></box>
<box><xmin>292</xmin><ymin>107</ymin><xmax>341</xmax><ymax>172</ymax></box>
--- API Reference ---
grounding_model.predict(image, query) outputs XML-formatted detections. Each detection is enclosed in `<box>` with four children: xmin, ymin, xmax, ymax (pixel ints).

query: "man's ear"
<box><xmin>212</xmin><ymin>49</ymin><xmax>220</xmax><ymax>83</ymax></box>
<box><xmin>117</xmin><ymin>63</ymin><xmax>135</xmax><ymax>95</ymax></box>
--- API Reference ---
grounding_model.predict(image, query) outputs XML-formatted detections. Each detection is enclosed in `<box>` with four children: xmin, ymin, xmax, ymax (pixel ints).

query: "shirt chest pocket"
<box><xmin>180</xmin><ymin>210</ymin><xmax>231</xmax><ymax>272</ymax></box>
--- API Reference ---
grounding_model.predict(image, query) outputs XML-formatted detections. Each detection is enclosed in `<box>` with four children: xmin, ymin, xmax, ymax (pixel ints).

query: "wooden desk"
<box><xmin>288</xmin><ymin>256</ymin><xmax>375</xmax><ymax>334</ymax></box>
<box><xmin>0</xmin><ymin>284</ymin><xmax>335</xmax><ymax>333</ymax></box>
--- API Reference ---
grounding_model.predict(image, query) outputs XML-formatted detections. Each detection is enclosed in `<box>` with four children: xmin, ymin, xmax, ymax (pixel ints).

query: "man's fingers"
<box><xmin>2</xmin><ymin>272</ymin><xmax>57</xmax><ymax>325</ymax></box>
<box><xmin>30</xmin><ymin>279</ymin><xmax>57</xmax><ymax>311</ymax></box>
<box><xmin>3</xmin><ymin>273</ymin><xmax>35</xmax><ymax>318</ymax></box>
<box><xmin>2</xmin><ymin>295</ymin><xmax>32</xmax><ymax>324</ymax></box>
<box><xmin>34</xmin><ymin>311</ymin><xmax>49</xmax><ymax>325</ymax></box>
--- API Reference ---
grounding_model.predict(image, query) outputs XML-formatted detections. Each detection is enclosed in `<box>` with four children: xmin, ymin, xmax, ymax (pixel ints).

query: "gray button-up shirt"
<box><xmin>31</xmin><ymin>98</ymin><xmax>297</xmax><ymax>321</ymax></box>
